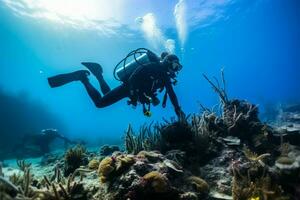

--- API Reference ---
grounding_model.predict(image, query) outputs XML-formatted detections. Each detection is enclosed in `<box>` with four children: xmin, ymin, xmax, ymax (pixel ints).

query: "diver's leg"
<box><xmin>81</xmin><ymin>79</ymin><xmax>103</xmax><ymax>106</ymax></box>
<box><xmin>81</xmin><ymin>62</ymin><xmax>111</xmax><ymax>94</ymax></box>
<box><xmin>96</xmin><ymin>84</ymin><xmax>129</xmax><ymax>107</ymax></box>
<box><xmin>48</xmin><ymin>70</ymin><xmax>90</xmax><ymax>88</ymax></box>
<box><xmin>97</xmin><ymin>74</ymin><xmax>111</xmax><ymax>95</ymax></box>
<box><xmin>81</xmin><ymin>79</ymin><xmax>128</xmax><ymax>108</ymax></box>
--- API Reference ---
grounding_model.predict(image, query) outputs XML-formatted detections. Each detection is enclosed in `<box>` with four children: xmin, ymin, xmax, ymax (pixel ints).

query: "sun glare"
<box><xmin>20</xmin><ymin>0</ymin><xmax>123</xmax><ymax>22</ymax></box>
<box><xmin>40</xmin><ymin>0</ymin><xmax>100</xmax><ymax>20</ymax></box>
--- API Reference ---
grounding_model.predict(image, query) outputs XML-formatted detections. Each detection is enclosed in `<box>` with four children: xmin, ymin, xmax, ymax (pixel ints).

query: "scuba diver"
<box><xmin>48</xmin><ymin>48</ymin><xmax>185</xmax><ymax>118</ymax></box>
<box><xmin>14</xmin><ymin>129</ymin><xmax>74</xmax><ymax>157</ymax></box>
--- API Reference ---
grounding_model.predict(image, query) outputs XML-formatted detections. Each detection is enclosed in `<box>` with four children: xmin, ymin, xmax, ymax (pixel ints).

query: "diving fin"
<box><xmin>48</xmin><ymin>70</ymin><xmax>90</xmax><ymax>88</ymax></box>
<box><xmin>81</xmin><ymin>62</ymin><xmax>103</xmax><ymax>77</ymax></box>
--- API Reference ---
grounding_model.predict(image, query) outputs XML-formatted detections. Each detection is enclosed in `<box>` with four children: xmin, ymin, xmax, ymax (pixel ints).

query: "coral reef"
<box><xmin>1</xmin><ymin>70</ymin><xmax>300</xmax><ymax>200</ymax></box>
<box><xmin>96</xmin><ymin>151</ymin><xmax>209</xmax><ymax>200</ymax></box>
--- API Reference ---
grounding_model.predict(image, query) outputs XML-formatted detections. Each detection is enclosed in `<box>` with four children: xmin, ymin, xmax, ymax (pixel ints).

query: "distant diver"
<box><xmin>15</xmin><ymin>129</ymin><xmax>74</xmax><ymax>157</ymax></box>
<box><xmin>48</xmin><ymin>48</ymin><xmax>185</xmax><ymax>117</ymax></box>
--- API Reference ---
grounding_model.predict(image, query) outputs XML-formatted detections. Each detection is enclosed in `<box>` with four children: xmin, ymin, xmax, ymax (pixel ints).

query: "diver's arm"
<box><xmin>165</xmin><ymin>81</ymin><xmax>184</xmax><ymax>117</ymax></box>
<box><xmin>162</xmin><ymin>91</ymin><xmax>168</xmax><ymax>108</ymax></box>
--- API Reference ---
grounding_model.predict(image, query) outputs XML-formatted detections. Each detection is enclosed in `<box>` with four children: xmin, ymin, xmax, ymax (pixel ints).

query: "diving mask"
<box><xmin>171</xmin><ymin>61</ymin><xmax>182</xmax><ymax>72</ymax></box>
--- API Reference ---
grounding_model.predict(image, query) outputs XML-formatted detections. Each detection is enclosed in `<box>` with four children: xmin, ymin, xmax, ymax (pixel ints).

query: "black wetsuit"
<box><xmin>81</xmin><ymin>62</ymin><xmax>181</xmax><ymax>114</ymax></box>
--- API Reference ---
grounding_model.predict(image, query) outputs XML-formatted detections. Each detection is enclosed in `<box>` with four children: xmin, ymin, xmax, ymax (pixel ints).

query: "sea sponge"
<box><xmin>88</xmin><ymin>159</ymin><xmax>100</xmax><ymax>170</ymax></box>
<box><xmin>187</xmin><ymin>176</ymin><xmax>209</xmax><ymax>194</ymax></box>
<box><xmin>143</xmin><ymin>171</ymin><xmax>168</xmax><ymax>193</ymax></box>
<box><xmin>98</xmin><ymin>157</ymin><xmax>115</xmax><ymax>183</ymax></box>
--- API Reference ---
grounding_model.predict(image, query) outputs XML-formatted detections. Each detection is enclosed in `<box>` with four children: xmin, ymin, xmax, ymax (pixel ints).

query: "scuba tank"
<box><xmin>113</xmin><ymin>48</ymin><xmax>163</xmax><ymax>117</ymax></box>
<box><xmin>113</xmin><ymin>48</ymin><xmax>159</xmax><ymax>82</ymax></box>
<box><xmin>114</xmin><ymin>48</ymin><xmax>171</xmax><ymax>117</ymax></box>
<box><xmin>115</xmin><ymin>53</ymin><xmax>149</xmax><ymax>82</ymax></box>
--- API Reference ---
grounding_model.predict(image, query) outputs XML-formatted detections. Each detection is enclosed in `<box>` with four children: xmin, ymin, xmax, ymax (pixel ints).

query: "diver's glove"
<box><xmin>144</xmin><ymin>110</ymin><xmax>152</xmax><ymax>117</ymax></box>
<box><xmin>175</xmin><ymin>107</ymin><xmax>185</xmax><ymax>120</ymax></box>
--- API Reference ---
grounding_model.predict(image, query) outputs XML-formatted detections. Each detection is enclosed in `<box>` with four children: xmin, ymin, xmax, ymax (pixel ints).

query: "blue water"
<box><xmin>0</xmin><ymin>0</ymin><xmax>299</xmax><ymax>145</ymax></box>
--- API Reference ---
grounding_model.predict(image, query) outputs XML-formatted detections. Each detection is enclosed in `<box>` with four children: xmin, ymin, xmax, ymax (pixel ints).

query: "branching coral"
<box><xmin>243</xmin><ymin>147</ymin><xmax>271</xmax><ymax>167</ymax></box>
<box><xmin>2</xmin><ymin>167</ymin><xmax>35</xmax><ymax>199</ymax></box>
<box><xmin>0</xmin><ymin>176</ymin><xmax>19</xmax><ymax>198</ymax></box>
<box><xmin>17</xmin><ymin>160</ymin><xmax>32</xmax><ymax>172</ymax></box>
<box><xmin>3</xmin><ymin>160</ymin><xmax>35</xmax><ymax>198</ymax></box>
<box><xmin>191</xmin><ymin>113</ymin><xmax>209</xmax><ymax>136</ymax></box>
<box><xmin>1</xmin><ymin>163</ymin><xmax>91</xmax><ymax>200</ymax></box>
<box><xmin>64</xmin><ymin>145</ymin><xmax>88</xmax><ymax>176</ymax></box>
<box><xmin>40</xmin><ymin>172</ymin><xmax>88</xmax><ymax>200</ymax></box>
<box><xmin>9</xmin><ymin>173</ymin><xmax>23</xmax><ymax>186</ymax></box>
<box><xmin>125</xmin><ymin>123</ymin><xmax>161</xmax><ymax>154</ymax></box>
<box><xmin>224</xmin><ymin>100</ymin><xmax>260</xmax><ymax>138</ymax></box>
<box><xmin>125</xmin><ymin>107</ymin><xmax>222</xmax><ymax>166</ymax></box>
<box><xmin>50</xmin><ymin>164</ymin><xmax>64</xmax><ymax>183</ymax></box>
<box><xmin>203</xmin><ymin>69</ymin><xmax>229</xmax><ymax>105</ymax></box>
<box><xmin>232</xmin><ymin>173</ymin><xmax>286</xmax><ymax>200</ymax></box>
<box><xmin>231</xmin><ymin>148</ymin><xmax>288</xmax><ymax>200</ymax></box>
<box><xmin>191</xmin><ymin>113</ymin><xmax>220</xmax><ymax>152</ymax></box>
<box><xmin>203</xmin><ymin>70</ymin><xmax>263</xmax><ymax>140</ymax></box>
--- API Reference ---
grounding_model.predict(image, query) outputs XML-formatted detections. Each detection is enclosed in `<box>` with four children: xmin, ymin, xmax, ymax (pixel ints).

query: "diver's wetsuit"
<box><xmin>80</xmin><ymin>62</ymin><xmax>181</xmax><ymax>114</ymax></box>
